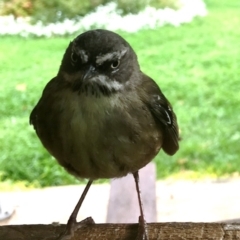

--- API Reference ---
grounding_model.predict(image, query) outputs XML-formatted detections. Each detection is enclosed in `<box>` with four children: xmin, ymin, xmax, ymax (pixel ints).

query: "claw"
<box><xmin>58</xmin><ymin>217</ymin><xmax>95</xmax><ymax>240</ymax></box>
<box><xmin>135</xmin><ymin>216</ymin><xmax>149</xmax><ymax>240</ymax></box>
<box><xmin>56</xmin><ymin>180</ymin><xmax>94</xmax><ymax>240</ymax></box>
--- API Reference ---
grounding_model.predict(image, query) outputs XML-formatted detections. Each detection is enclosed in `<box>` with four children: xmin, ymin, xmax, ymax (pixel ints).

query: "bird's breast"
<box><xmin>36</xmin><ymin>89</ymin><xmax>162</xmax><ymax>180</ymax></box>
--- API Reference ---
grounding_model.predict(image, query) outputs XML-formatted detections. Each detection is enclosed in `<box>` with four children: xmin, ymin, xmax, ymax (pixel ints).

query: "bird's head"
<box><xmin>58</xmin><ymin>29</ymin><xmax>140</xmax><ymax>96</ymax></box>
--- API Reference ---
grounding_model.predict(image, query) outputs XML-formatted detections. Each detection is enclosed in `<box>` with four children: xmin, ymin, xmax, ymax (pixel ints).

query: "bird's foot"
<box><xmin>136</xmin><ymin>216</ymin><xmax>149</xmax><ymax>240</ymax></box>
<box><xmin>57</xmin><ymin>217</ymin><xmax>95</xmax><ymax>240</ymax></box>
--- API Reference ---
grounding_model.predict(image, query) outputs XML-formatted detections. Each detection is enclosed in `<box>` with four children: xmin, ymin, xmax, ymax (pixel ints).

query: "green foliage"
<box><xmin>0</xmin><ymin>1</ymin><xmax>240</xmax><ymax>187</ymax></box>
<box><xmin>0</xmin><ymin>0</ymin><xmax>109</xmax><ymax>23</ymax></box>
<box><xmin>31</xmin><ymin>0</ymin><xmax>107</xmax><ymax>24</ymax></box>
<box><xmin>115</xmin><ymin>0</ymin><xmax>181</xmax><ymax>15</ymax></box>
<box><xmin>0</xmin><ymin>0</ymin><xmax>33</xmax><ymax>17</ymax></box>
<box><xmin>115</xmin><ymin>0</ymin><xmax>148</xmax><ymax>15</ymax></box>
<box><xmin>150</xmin><ymin>0</ymin><xmax>181</xmax><ymax>9</ymax></box>
<box><xmin>0</xmin><ymin>0</ymin><xmax>181</xmax><ymax>24</ymax></box>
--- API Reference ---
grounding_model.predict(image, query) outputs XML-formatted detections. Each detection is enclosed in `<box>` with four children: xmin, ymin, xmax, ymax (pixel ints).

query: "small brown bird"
<box><xmin>30</xmin><ymin>29</ymin><xmax>179</xmax><ymax>240</ymax></box>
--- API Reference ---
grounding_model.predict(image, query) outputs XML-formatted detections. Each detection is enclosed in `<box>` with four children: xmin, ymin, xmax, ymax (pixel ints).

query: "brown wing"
<box><xmin>140</xmin><ymin>73</ymin><xmax>180</xmax><ymax>155</ymax></box>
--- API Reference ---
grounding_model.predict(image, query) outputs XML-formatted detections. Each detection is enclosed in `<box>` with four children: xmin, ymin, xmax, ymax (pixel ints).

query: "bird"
<box><xmin>30</xmin><ymin>29</ymin><xmax>179</xmax><ymax>240</ymax></box>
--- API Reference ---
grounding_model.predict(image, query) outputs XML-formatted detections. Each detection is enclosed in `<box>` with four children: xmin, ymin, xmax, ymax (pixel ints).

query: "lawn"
<box><xmin>0</xmin><ymin>0</ymin><xmax>240</xmax><ymax>188</ymax></box>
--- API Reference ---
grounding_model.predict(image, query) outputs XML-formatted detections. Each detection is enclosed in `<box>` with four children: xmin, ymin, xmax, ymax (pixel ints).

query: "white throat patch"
<box><xmin>90</xmin><ymin>74</ymin><xmax>124</xmax><ymax>91</ymax></box>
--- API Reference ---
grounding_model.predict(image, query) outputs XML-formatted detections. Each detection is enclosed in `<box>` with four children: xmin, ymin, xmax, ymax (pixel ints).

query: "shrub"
<box><xmin>31</xmin><ymin>0</ymin><xmax>108</xmax><ymax>23</ymax></box>
<box><xmin>0</xmin><ymin>0</ymin><xmax>181</xmax><ymax>24</ymax></box>
<box><xmin>115</xmin><ymin>0</ymin><xmax>148</xmax><ymax>15</ymax></box>
<box><xmin>0</xmin><ymin>0</ymin><xmax>33</xmax><ymax>17</ymax></box>
<box><xmin>0</xmin><ymin>0</ymin><xmax>108</xmax><ymax>23</ymax></box>
<box><xmin>150</xmin><ymin>0</ymin><xmax>181</xmax><ymax>9</ymax></box>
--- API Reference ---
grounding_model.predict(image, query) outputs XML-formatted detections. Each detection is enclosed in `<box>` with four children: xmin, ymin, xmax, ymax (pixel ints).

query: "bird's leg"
<box><xmin>58</xmin><ymin>180</ymin><xmax>95</xmax><ymax>240</ymax></box>
<box><xmin>133</xmin><ymin>171</ymin><xmax>149</xmax><ymax>240</ymax></box>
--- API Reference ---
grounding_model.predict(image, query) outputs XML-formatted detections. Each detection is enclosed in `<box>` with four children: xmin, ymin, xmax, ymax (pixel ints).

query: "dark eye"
<box><xmin>71</xmin><ymin>52</ymin><xmax>78</xmax><ymax>63</ymax></box>
<box><xmin>111</xmin><ymin>60</ymin><xmax>120</xmax><ymax>69</ymax></box>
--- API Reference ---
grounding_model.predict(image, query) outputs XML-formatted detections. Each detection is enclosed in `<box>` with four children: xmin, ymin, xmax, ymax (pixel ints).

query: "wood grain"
<box><xmin>1</xmin><ymin>222</ymin><xmax>240</xmax><ymax>240</ymax></box>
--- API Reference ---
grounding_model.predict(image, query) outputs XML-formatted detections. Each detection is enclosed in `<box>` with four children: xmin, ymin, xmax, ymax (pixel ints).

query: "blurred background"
<box><xmin>0</xmin><ymin>0</ymin><xmax>240</xmax><ymax>227</ymax></box>
<box><xmin>0</xmin><ymin>0</ymin><xmax>239</xmax><ymax>189</ymax></box>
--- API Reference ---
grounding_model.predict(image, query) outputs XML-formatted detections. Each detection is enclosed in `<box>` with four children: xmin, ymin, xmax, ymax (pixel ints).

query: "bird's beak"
<box><xmin>82</xmin><ymin>65</ymin><xmax>97</xmax><ymax>82</ymax></box>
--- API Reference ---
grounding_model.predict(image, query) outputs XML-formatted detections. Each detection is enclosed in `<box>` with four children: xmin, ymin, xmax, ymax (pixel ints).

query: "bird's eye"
<box><xmin>71</xmin><ymin>52</ymin><xmax>78</xmax><ymax>63</ymax></box>
<box><xmin>111</xmin><ymin>60</ymin><xmax>120</xmax><ymax>69</ymax></box>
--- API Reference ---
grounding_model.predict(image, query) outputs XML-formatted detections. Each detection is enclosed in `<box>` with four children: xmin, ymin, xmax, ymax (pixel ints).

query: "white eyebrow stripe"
<box><xmin>96</xmin><ymin>47</ymin><xmax>128</xmax><ymax>65</ymax></box>
<box><xmin>79</xmin><ymin>50</ymin><xmax>88</xmax><ymax>63</ymax></box>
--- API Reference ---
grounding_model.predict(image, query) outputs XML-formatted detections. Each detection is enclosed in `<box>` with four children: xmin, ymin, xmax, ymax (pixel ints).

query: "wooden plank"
<box><xmin>220</xmin><ymin>218</ymin><xmax>240</xmax><ymax>223</ymax></box>
<box><xmin>1</xmin><ymin>222</ymin><xmax>240</xmax><ymax>240</ymax></box>
<box><xmin>107</xmin><ymin>163</ymin><xmax>157</xmax><ymax>223</ymax></box>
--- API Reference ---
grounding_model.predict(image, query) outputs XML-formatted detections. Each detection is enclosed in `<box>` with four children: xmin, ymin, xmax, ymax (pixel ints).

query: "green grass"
<box><xmin>1</xmin><ymin>0</ymin><xmax>240</xmax><ymax>187</ymax></box>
